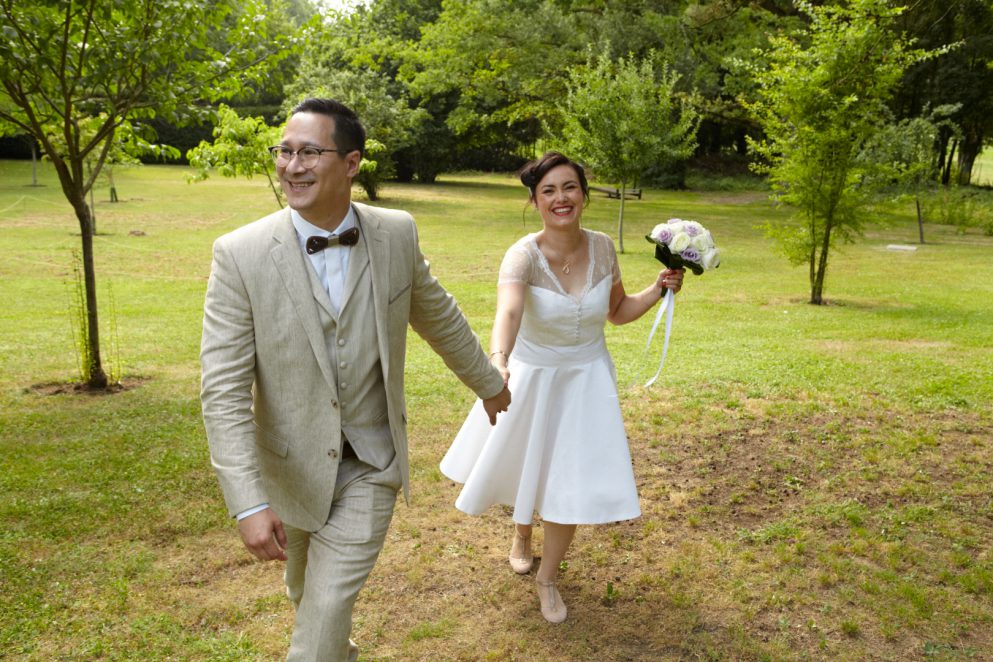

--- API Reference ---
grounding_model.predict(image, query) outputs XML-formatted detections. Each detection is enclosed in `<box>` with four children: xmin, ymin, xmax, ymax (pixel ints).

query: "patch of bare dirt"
<box><xmin>27</xmin><ymin>375</ymin><xmax>149</xmax><ymax>396</ymax></box>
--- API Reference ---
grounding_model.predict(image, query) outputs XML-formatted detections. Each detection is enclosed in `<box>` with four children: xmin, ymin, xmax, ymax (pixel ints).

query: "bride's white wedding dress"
<box><xmin>441</xmin><ymin>230</ymin><xmax>640</xmax><ymax>525</ymax></box>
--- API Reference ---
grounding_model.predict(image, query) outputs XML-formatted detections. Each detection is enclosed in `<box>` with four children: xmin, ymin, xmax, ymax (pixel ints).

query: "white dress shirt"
<box><xmin>291</xmin><ymin>206</ymin><xmax>357</xmax><ymax>315</ymax></box>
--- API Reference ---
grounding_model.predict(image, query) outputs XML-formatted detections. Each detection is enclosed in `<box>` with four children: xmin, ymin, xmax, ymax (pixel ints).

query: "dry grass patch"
<box><xmin>331</xmin><ymin>393</ymin><xmax>993</xmax><ymax>661</ymax></box>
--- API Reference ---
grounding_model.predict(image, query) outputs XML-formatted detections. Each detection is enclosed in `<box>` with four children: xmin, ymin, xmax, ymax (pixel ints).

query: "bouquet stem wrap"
<box><xmin>643</xmin><ymin>288</ymin><xmax>674</xmax><ymax>387</ymax></box>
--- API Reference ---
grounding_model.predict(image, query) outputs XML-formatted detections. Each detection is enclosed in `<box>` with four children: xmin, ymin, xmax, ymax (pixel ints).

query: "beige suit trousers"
<box><xmin>283</xmin><ymin>455</ymin><xmax>401</xmax><ymax>661</ymax></box>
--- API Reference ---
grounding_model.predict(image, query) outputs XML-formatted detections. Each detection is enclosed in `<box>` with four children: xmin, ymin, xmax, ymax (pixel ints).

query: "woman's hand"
<box><xmin>657</xmin><ymin>268</ymin><xmax>685</xmax><ymax>294</ymax></box>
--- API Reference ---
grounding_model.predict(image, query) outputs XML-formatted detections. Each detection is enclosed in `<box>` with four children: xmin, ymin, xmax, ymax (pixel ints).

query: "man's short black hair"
<box><xmin>292</xmin><ymin>98</ymin><xmax>366</xmax><ymax>159</ymax></box>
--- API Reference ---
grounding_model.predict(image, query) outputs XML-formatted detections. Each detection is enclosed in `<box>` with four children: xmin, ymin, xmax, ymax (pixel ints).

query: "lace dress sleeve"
<box><xmin>608</xmin><ymin>236</ymin><xmax>622</xmax><ymax>284</ymax></box>
<box><xmin>497</xmin><ymin>241</ymin><xmax>533</xmax><ymax>285</ymax></box>
<box><xmin>590</xmin><ymin>231</ymin><xmax>622</xmax><ymax>285</ymax></box>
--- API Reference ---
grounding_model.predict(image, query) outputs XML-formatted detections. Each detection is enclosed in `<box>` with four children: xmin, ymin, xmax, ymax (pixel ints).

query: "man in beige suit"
<box><xmin>201</xmin><ymin>98</ymin><xmax>511</xmax><ymax>661</ymax></box>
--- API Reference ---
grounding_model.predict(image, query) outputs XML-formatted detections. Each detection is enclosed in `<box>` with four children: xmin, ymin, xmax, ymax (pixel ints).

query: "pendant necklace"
<box><xmin>559</xmin><ymin>242</ymin><xmax>581</xmax><ymax>275</ymax></box>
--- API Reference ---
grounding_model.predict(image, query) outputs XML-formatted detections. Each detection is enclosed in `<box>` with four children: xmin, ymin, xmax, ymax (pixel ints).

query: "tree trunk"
<box><xmin>86</xmin><ymin>162</ymin><xmax>97</xmax><ymax>235</ymax></box>
<box><xmin>61</xmin><ymin>182</ymin><xmax>109</xmax><ymax>389</ymax></box>
<box><xmin>810</xmin><ymin>219</ymin><xmax>833</xmax><ymax>305</ymax></box>
<box><xmin>935</xmin><ymin>127</ymin><xmax>950</xmax><ymax>183</ymax></box>
<box><xmin>617</xmin><ymin>184</ymin><xmax>626</xmax><ymax>253</ymax></box>
<box><xmin>808</xmin><ymin>214</ymin><xmax>817</xmax><ymax>298</ymax></box>
<box><xmin>108</xmin><ymin>168</ymin><xmax>118</xmax><ymax>202</ymax></box>
<box><xmin>30</xmin><ymin>141</ymin><xmax>39</xmax><ymax>187</ymax></box>
<box><xmin>35</xmin><ymin>124</ymin><xmax>116</xmax><ymax>389</ymax></box>
<box><xmin>916</xmin><ymin>195</ymin><xmax>925</xmax><ymax>244</ymax></box>
<box><xmin>942</xmin><ymin>138</ymin><xmax>957</xmax><ymax>186</ymax></box>
<box><xmin>956</xmin><ymin>131</ymin><xmax>983</xmax><ymax>186</ymax></box>
<box><xmin>78</xmin><ymin>203</ymin><xmax>108</xmax><ymax>389</ymax></box>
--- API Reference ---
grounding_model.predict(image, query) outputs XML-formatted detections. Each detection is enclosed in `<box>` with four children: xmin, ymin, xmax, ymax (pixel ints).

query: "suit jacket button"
<box><xmin>331</xmin><ymin>400</ymin><xmax>339</xmax><ymax>409</ymax></box>
<box><xmin>328</xmin><ymin>449</ymin><xmax>338</xmax><ymax>459</ymax></box>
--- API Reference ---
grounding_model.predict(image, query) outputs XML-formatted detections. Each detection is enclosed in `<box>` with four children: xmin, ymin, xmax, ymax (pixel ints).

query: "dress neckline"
<box><xmin>529</xmin><ymin>230</ymin><xmax>595</xmax><ymax>301</ymax></box>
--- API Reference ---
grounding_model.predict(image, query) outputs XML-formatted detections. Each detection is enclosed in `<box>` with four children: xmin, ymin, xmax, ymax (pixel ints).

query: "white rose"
<box><xmin>669</xmin><ymin>232</ymin><xmax>691</xmax><ymax>252</ymax></box>
<box><xmin>690</xmin><ymin>233</ymin><xmax>712</xmax><ymax>251</ymax></box>
<box><xmin>701</xmin><ymin>248</ymin><xmax>721</xmax><ymax>270</ymax></box>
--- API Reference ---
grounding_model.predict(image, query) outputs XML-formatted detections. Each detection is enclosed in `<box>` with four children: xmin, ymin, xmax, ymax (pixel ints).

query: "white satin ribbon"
<box><xmin>643</xmin><ymin>289</ymin><xmax>674</xmax><ymax>387</ymax></box>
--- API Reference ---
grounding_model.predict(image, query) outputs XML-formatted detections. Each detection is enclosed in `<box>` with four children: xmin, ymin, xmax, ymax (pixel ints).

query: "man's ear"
<box><xmin>345</xmin><ymin>150</ymin><xmax>362</xmax><ymax>179</ymax></box>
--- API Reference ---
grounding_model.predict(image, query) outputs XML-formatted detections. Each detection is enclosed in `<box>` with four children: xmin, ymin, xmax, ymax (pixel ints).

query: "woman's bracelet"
<box><xmin>489</xmin><ymin>350</ymin><xmax>508</xmax><ymax>361</ymax></box>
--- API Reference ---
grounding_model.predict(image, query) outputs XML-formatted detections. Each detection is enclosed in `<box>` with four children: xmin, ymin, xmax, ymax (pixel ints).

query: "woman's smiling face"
<box><xmin>534</xmin><ymin>164</ymin><xmax>585</xmax><ymax>228</ymax></box>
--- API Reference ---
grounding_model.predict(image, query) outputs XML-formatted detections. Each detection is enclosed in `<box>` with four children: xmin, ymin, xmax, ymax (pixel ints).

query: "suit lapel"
<box><xmin>355</xmin><ymin>206</ymin><xmax>393</xmax><ymax>383</ymax></box>
<box><xmin>269</xmin><ymin>213</ymin><xmax>337</xmax><ymax>390</ymax></box>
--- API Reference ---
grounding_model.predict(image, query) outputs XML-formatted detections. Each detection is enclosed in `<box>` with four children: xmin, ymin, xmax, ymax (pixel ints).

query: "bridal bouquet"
<box><xmin>645</xmin><ymin>218</ymin><xmax>720</xmax><ymax>275</ymax></box>
<box><xmin>641</xmin><ymin>218</ymin><xmax>720</xmax><ymax>386</ymax></box>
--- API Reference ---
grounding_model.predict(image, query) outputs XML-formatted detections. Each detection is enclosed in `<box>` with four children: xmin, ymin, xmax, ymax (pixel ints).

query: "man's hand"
<box><xmin>482</xmin><ymin>386</ymin><xmax>511</xmax><ymax>425</ymax></box>
<box><xmin>237</xmin><ymin>508</ymin><xmax>288</xmax><ymax>561</ymax></box>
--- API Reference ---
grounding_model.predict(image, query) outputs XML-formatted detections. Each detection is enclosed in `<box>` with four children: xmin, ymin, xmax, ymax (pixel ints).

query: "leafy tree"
<box><xmin>0</xmin><ymin>0</ymin><xmax>293</xmax><ymax>388</ymax></box>
<box><xmin>296</xmin><ymin>0</ymin><xmax>796</xmax><ymax>182</ymax></box>
<box><xmin>99</xmin><ymin>121</ymin><xmax>181</xmax><ymax>202</ymax></box>
<box><xmin>559</xmin><ymin>51</ymin><xmax>699</xmax><ymax>252</ymax></box>
<box><xmin>859</xmin><ymin>106</ymin><xmax>959</xmax><ymax>244</ymax></box>
<box><xmin>741</xmin><ymin>0</ymin><xmax>940</xmax><ymax>305</ymax></box>
<box><xmin>46</xmin><ymin>115</ymin><xmax>180</xmax><ymax>213</ymax></box>
<box><xmin>187</xmin><ymin>105</ymin><xmax>284</xmax><ymax>208</ymax></box>
<box><xmin>402</xmin><ymin>0</ymin><xmax>579</xmax><ymax>144</ymax></box>
<box><xmin>353</xmin><ymin>138</ymin><xmax>389</xmax><ymax>201</ymax></box>
<box><xmin>223</xmin><ymin>0</ymin><xmax>319</xmax><ymax>106</ymax></box>
<box><xmin>894</xmin><ymin>0</ymin><xmax>993</xmax><ymax>186</ymax></box>
<box><xmin>399</xmin><ymin>1</ymin><xmax>795</xmax><ymax>169</ymax></box>
<box><xmin>674</xmin><ymin>1</ymin><xmax>804</xmax><ymax>161</ymax></box>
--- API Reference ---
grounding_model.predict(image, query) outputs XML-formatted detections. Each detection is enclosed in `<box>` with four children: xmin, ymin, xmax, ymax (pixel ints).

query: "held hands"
<box><xmin>657</xmin><ymin>268</ymin><xmax>685</xmax><ymax>294</ymax></box>
<box><xmin>238</xmin><ymin>508</ymin><xmax>287</xmax><ymax>562</ymax></box>
<box><xmin>482</xmin><ymin>385</ymin><xmax>511</xmax><ymax>426</ymax></box>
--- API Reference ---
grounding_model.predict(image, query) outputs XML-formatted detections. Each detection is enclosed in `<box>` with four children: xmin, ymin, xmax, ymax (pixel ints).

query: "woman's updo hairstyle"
<box><xmin>518</xmin><ymin>151</ymin><xmax>590</xmax><ymax>205</ymax></box>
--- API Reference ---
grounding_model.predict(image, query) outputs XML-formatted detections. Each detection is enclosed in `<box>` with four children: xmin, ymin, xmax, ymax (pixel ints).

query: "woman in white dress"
<box><xmin>441</xmin><ymin>152</ymin><xmax>683</xmax><ymax>623</ymax></box>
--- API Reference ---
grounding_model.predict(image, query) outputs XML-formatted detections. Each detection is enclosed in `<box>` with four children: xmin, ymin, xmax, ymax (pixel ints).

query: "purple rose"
<box><xmin>684</xmin><ymin>224</ymin><xmax>702</xmax><ymax>237</ymax></box>
<box><xmin>680</xmin><ymin>248</ymin><xmax>701</xmax><ymax>264</ymax></box>
<box><xmin>653</xmin><ymin>226</ymin><xmax>674</xmax><ymax>244</ymax></box>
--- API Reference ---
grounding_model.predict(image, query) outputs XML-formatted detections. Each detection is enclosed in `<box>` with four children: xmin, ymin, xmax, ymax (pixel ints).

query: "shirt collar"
<box><xmin>290</xmin><ymin>206</ymin><xmax>357</xmax><ymax>250</ymax></box>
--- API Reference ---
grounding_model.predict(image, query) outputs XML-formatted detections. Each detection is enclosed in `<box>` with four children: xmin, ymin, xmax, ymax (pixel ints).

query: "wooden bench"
<box><xmin>590</xmin><ymin>185</ymin><xmax>642</xmax><ymax>200</ymax></box>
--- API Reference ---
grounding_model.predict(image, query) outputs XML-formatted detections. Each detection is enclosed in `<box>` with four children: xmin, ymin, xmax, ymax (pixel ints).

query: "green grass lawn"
<box><xmin>2</xmin><ymin>160</ymin><xmax>992</xmax><ymax>660</ymax></box>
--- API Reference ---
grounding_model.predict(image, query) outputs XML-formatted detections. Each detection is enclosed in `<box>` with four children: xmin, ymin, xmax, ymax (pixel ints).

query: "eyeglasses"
<box><xmin>268</xmin><ymin>145</ymin><xmax>352</xmax><ymax>169</ymax></box>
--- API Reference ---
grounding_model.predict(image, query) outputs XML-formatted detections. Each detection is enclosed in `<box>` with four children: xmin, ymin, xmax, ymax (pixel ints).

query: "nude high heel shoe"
<box><xmin>508</xmin><ymin>531</ymin><xmax>533</xmax><ymax>574</ymax></box>
<box><xmin>535</xmin><ymin>578</ymin><xmax>567</xmax><ymax>623</ymax></box>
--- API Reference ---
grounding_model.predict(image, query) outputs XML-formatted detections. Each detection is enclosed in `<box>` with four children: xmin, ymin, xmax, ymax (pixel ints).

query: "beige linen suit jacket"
<box><xmin>201</xmin><ymin>203</ymin><xmax>503</xmax><ymax>531</ymax></box>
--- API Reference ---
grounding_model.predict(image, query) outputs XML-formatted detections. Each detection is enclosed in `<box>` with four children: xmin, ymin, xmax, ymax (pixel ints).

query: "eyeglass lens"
<box><xmin>272</xmin><ymin>147</ymin><xmax>322</xmax><ymax>168</ymax></box>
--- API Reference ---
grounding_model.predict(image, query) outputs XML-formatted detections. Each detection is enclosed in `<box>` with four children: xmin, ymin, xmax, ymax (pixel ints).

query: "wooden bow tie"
<box><xmin>306</xmin><ymin>227</ymin><xmax>360</xmax><ymax>254</ymax></box>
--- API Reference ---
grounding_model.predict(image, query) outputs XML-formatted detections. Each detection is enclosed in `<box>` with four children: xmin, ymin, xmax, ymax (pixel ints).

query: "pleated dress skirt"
<box><xmin>441</xmin><ymin>336</ymin><xmax>641</xmax><ymax>525</ymax></box>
